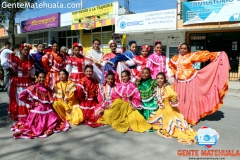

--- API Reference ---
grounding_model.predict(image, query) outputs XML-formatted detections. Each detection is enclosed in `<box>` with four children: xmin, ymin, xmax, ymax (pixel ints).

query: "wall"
<box><xmin>61</xmin><ymin>12</ymin><xmax>72</xmax><ymax>27</ymax></box>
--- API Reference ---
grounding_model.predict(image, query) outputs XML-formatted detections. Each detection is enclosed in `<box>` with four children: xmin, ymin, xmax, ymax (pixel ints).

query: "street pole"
<box><xmin>81</xmin><ymin>0</ymin><xmax>83</xmax><ymax>9</ymax></box>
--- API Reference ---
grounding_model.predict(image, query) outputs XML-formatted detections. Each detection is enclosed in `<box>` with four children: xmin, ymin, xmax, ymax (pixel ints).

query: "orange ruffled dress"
<box><xmin>168</xmin><ymin>51</ymin><xmax>230</xmax><ymax>125</ymax></box>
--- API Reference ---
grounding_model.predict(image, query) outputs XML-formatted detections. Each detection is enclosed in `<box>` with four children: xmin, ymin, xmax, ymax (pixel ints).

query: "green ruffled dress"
<box><xmin>137</xmin><ymin>78</ymin><xmax>158</xmax><ymax>120</ymax></box>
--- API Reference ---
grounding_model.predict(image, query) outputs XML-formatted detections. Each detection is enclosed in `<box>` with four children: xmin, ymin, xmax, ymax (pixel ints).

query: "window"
<box><xmin>93</xmin><ymin>32</ymin><xmax>112</xmax><ymax>53</ymax></box>
<box><xmin>28</xmin><ymin>32</ymin><xmax>48</xmax><ymax>47</ymax></box>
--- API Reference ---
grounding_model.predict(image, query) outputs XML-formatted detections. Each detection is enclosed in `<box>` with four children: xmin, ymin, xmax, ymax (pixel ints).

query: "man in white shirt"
<box><xmin>0</xmin><ymin>41</ymin><xmax>13</xmax><ymax>92</ymax></box>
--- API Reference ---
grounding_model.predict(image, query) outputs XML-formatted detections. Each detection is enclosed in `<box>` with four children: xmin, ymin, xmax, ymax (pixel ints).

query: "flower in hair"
<box><xmin>20</xmin><ymin>43</ymin><xmax>32</xmax><ymax>49</ymax></box>
<box><xmin>154</xmin><ymin>40</ymin><xmax>161</xmax><ymax>45</ymax></box>
<box><xmin>86</xmin><ymin>64</ymin><xmax>93</xmax><ymax>67</ymax></box>
<box><xmin>141</xmin><ymin>44</ymin><xmax>150</xmax><ymax>52</ymax></box>
<box><xmin>108</xmin><ymin>40</ymin><xmax>116</xmax><ymax>47</ymax></box>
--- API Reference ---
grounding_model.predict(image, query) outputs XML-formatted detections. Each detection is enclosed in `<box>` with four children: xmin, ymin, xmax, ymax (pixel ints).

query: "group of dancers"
<box><xmin>2</xmin><ymin>38</ymin><xmax>230</xmax><ymax>144</ymax></box>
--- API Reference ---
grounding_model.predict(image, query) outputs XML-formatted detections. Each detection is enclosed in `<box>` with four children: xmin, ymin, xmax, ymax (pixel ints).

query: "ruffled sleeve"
<box><xmin>131</xmin><ymin>88</ymin><xmax>142</xmax><ymax>109</ymax></box>
<box><xmin>65</xmin><ymin>59</ymin><xmax>73</xmax><ymax>76</ymax></box>
<box><xmin>42</xmin><ymin>52</ymin><xmax>51</xmax><ymax>72</ymax></box>
<box><xmin>191</xmin><ymin>51</ymin><xmax>219</xmax><ymax>63</ymax></box>
<box><xmin>76</xmin><ymin>78</ymin><xmax>87</xmax><ymax>101</ymax></box>
<box><xmin>65</xmin><ymin>82</ymin><xmax>77</xmax><ymax>107</ymax></box>
<box><xmin>19</xmin><ymin>89</ymin><xmax>35</xmax><ymax>107</ymax></box>
<box><xmin>5</xmin><ymin>54</ymin><xmax>18</xmax><ymax>70</ymax></box>
<box><xmin>166</xmin><ymin>86</ymin><xmax>179</xmax><ymax>107</ymax></box>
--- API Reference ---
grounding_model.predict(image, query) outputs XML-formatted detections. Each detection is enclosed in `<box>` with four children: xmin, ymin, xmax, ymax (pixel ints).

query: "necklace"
<box><xmin>156</xmin><ymin>86</ymin><xmax>165</xmax><ymax>108</ymax></box>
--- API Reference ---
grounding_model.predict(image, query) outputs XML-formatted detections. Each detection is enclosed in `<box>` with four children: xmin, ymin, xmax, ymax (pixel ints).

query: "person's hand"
<box><xmin>53</xmin><ymin>86</ymin><xmax>57</xmax><ymax>93</ymax></box>
<box><xmin>122</xmin><ymin>61</ymin><xmax>128</xmax><ymax>66</ymax></box>
<box><xmin>66</xmin><ymin>109</ymin><xmax>71</xmax><ymax>114</ymax></box>
<box><xmin>95</xmin><ymin>62</ymin><xmax>102</xmax><ymax>68</ymax></box>
<box><xmin>106</xmin><ymin>104</ymin><xmax>111</xmax><ymax>109</ymax></box>
<box><xmin>34</xmin><ymin>101</ymin><xmax>38</xmax><ymax>106</ymax></box>
<box><xmin>131</xmin><ymin>106</ymin><xmax>136</xmax><ymax>111</ymax></box>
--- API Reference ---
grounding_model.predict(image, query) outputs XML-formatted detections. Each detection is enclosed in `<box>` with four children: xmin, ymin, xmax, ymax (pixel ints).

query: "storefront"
<box><xmin>115</xmin><ymin>2</ymin><xmax>182</xmax><ymax>74</ymax></box>
<box><xmin>71</xmin><ymin>2</ymin><xmax>119</xmax><ymax>53</ymax></box>
<box><xmin>180</xmin><ymin>0</ymin><xmax>240</xmax><ymax>81</ymax></box>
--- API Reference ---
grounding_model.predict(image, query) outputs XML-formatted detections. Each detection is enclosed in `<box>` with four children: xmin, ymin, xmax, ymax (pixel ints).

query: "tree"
<box><xmin>0</xmin><ymin>0</ymin><xmax>39</xmax><ymax>47</ymax></box>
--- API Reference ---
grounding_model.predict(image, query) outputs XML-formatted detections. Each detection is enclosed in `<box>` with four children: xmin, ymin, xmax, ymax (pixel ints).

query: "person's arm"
<box><xmin>41</xmin><ymin>53</ymin><xmax>51</xmax><ymax>72</ymax></box>
<box><xmin>19</xmin><ymin>89</ymin><xmax>35</xmax><ymax>108</ymax></box>
<box><xmin>191</xmin><ymin>51</ymin><xmax>219</xmax><ymax>63</ymax></box>
<box><xmin>167</xmin><ymin>86</ymin><xmax>179</xmax><ymax>107</ymax></box>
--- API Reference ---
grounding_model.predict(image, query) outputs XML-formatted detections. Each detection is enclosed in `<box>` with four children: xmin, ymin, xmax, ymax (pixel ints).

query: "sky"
<box><xmin>15</xmin><ymin>0</ymin><xmax>176</xmax><ymax>23</ymax></box>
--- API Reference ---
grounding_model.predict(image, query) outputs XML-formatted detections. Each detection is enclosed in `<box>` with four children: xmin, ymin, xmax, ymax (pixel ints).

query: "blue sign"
<box><xmin>183</xmin><ymin>0</ymin><xmax>240</xmax><ymax>25</ymax></box>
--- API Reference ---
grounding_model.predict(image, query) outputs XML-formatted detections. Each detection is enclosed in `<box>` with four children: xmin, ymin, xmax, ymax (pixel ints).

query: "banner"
<box><xmin>115</xmin><ymin>9</ymin><xmax>176</xmax><ymax>33</ymax></box>
<box><xmin>21</xmin><ymin>13</ymin><xmax>60</xmax><ymax>33</ymax></box>
<box><xmin>183</xmin><ymin>0</ymin><xmax>240</xmax><ymax>25</ymax></box>
<box><xmin>71</xmin><ymin>2</ymin><xmax>117</xmax><ymax>30</ymax></box>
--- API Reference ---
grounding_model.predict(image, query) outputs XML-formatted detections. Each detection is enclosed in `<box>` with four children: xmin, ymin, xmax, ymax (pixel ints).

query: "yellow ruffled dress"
<box><xmin>53</xmin><ymin>80</ymin><xmax>83</xmax><ymax>125</ymax></box>
<box><xmin>98</xmin><ymin>81</ymin><xmax>152</xmax><ymax>133</ymax></box>
<box><xmin>148</xmin><ymin>85</ymin><xmax>197</xmax><ymax>144</ymax></box>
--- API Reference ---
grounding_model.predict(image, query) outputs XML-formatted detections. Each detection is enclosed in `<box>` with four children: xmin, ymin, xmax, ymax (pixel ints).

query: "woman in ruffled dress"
<box><xmin>2</xmin><ymin>43</ymin><xmax>35</xmax><ymax>122</ymax></box>
<box><xmin>84</xmin><ymin>39</ymin><xmax>104</xmax><ymax>83</ymax></box>
<box><xmin>148</xmin><ymin>72</ymin><xmax>197</xmax><ymax>144</ymax></box>
<box><xmin>42</xmin><ymin>42</ymin><xmax>65</xmax><ymax>89</ymax></box>
<box><xmin>12</xmin><ymin>71</ymin><xmax>70</xmax><ymax>139</ymax></box>
<box><xmin>66</xmin><ymin>43</ymin><xmax>85</xmax><ymax>83</ymax></box>
<box><xmin>136</xmin><ymin>68</ymin><xmax>157</xmax><ymax>120</ymax></box>
<box><xmin>53</xmin><ymin>69</ymin><xmax>84</xmax><ymax>126</ymax></box>
<box><xmin>146</xmin><ymin>40</ymin><xmax>167</xmax><ymax>79</ymax></box>
<box><xmin>168</xmin><ymin>43</ymin><xmax>230</xmax><ymax>125</ymax></box>
<box><xmin>98</xmin><ymin>70</ymin><xmax>152</xmax><ymax>133</ymax></box>
<box><xmin>76</xmin><ymin>64</ymin><xmax>102</xmax><ymax>128</ymax></box>
<box><xmin>95</xmin><ymin>70</ymin><xmax>117</xmax><ymax>118</ymax></box>
<box><xmin>29</xmin><ymin>43</ymin><xmax>45</xmax><ymax>76</ymax></box>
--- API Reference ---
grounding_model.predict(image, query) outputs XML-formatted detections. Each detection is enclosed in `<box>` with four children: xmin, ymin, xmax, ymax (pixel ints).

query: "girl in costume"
<box><xmin>95</xmin><ymin>70</ymin><xmax>117</xmax><ymax>118</ymax></box>
<box><xmin>148</xmin><ymin>72</ymin><xmax>197</xmax><ymax>144</ymax></box>
<box><xmin>130</xmin><ymin>44</ymin><xmax>150</xmax><ymax>82</ymax></box>
<box><xmin>76</xmin><ymin>64</ymin><xmax>102</xmax><ymax>128</ymax></box>
<box><xmin>84</xmin><ymin>39</ymin><xmax>103</xmax><ymax>83</ymax></box>
<box><xmin>29</xmin><ymin>43</ymin><xmax>45</xmax><ymax>76</ymax></box>
<box><xmin>101</xmin><ymin>40</ymin><xmax>121</xmax><ymax>83</ymax></box>
<box><xmin>53</xmin><ymin>69</ymin><xmax>84</xmax><ymax>126</ymax></box>
<box><xmin>42</xmin><ymin>42</ymin><xmax>65</xmax><ymax>89</ymax></box>
<box><xmin>146</xmin><ymin>40</ymin><xmax>167</xmax><ymax>79</ymax></box>
<box><xmin>3</xmin><ymin>43</ymin><xmax>35</xmax><ymax>122</ymax></box>
<box><xmin>136</xmin><ymin>68</ymin><xmax>158</xmax><ymax>120</ymax></box>
<box><xmin>66</xmin><ymin>43</ymin><xmax>85</xmax><ymax>83</ymax></box>
<box><xmin>98</xmin><ymin>70</ymin><xmax>152</xmax><ymax>133</ymax></box>
<box><xmin>168</xmin><ymin>43</ymin><xmax>230</xmax><ymax>125</ymax></box>
<box><xmin>12</xmin><ymin>71</ymin><xmax>70</xmax><ymax>139</ymax></box>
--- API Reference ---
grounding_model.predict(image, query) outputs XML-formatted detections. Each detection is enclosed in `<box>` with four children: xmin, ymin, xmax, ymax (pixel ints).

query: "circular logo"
<box><xmin>120</xmin><ymin>21</ymin><xmax>126</xmax><ymax>29</ymax></box>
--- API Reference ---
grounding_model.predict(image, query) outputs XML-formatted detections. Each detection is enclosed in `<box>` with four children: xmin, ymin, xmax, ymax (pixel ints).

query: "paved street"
<box><xmin>0</xmin><ymin>91</ymin><xmax>240</xmax><ymax>160</ymax></box>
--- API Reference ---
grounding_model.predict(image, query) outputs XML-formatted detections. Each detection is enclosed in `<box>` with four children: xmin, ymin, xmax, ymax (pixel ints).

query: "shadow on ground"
<box><xmin>200</xmin><ymin>110</ymin><xmax>224</xmax><ymax>122</ymax></box>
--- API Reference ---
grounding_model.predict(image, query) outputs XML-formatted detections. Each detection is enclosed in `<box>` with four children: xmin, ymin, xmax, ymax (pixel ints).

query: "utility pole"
<box><xmin>81</xmin><ymin>0</ymin><xmax>83</xmax><ymax>9</ymax></box>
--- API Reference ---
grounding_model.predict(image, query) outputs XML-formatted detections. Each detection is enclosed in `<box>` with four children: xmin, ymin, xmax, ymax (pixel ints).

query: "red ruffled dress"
<box><xmin>11</xmin><ymin>83</ymin><xmax>70</xmax><ymax>139</ymax></box>
<box><xmin>42</xmin><ymin>51</ymin><xmax>65</xmax><ymax>89</ymax></box>
<box><xmin>66</xmin><ymin>56</ymin><xmax>85</xmax><ymax>83</ymax></box>
<box><xmin>6</xmin><ymin>54</ymin><xmax>35</xmax><ymax>122</ymax></box>
<box><xmin>76</xmin><ymin>76</ymin><xmax>102</xmax><ymax>128</ymax></box>
<box><xmin>169</xmin><ymin>51</ymin><xmax>230</xmax><ymax>125</ymax></box>
<box><xmin>130</xmin><ymin>55</ymin><xmax>148</xmax><ymax>81</ymax></box>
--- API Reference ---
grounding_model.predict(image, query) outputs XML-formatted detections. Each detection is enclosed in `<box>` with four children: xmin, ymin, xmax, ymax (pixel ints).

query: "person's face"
<box><xmin>6</xmin><ymin>44</ymin><xmax>11</xmax><ymax>49</ymax></box>
<box><xmin>121</xmin><ymin>72</ymin><xmax>130</xmax><ymax>83</ymax></box>
<box><xmin>21</xmin><ymin>46</ymin><xmax>30</xmax><ymax>56</ymax></box>
<box><xmin>141</xmin><ymin>69</ymin><xmax>150</xmax><ymax>80</ymax></box>
<box><xmin>93</xmin><ymin>41</ymin><xmax>100</xmax><ymax>50</ymax></box>
<box><xmin>110</xmin><ymin>43</ymin><xmax>117</xmax><ymax>53</ymax></box>
<box><xmin>52</xmin><ymin>43</ymin><xmax>59</xmax><ymax>52</ymax></box>
<box><xmin>130</xmin><ymin>43</ymin><xmax>137</xmax><ymax>53</ymax></box>
<box><xmin>141</xmin><ymin>48</ymin><xmax>148</xmax><ymax>57</ymax></box>
<box><xmin>59</xmin><ymin>71</ymin><xmax>68</xmax><ymax>81</ymax></box>
<box><xmin>179</xmin><ymin>44</ymin><xmax>188</xmax><ymax>56</ymax></box>
<box><xmin>37</xmin><ymin>44</ymin><xmax>44</xmax><ymax>53</ymax></box>
<box><xmin>156</xmin><ymin>74</ymin><xmax>165</xmax><ymax>87</ymax></box>
<box><xmin>37</xmin><ymin>73</ymin><xmax>46</xmax><ymax>84</ymax></box>
<box><xmin>106</xmin><ymin>75</ymin><xmax>114</xmax><ymax>85</ymax></box>
<box><xmin>154</xmin><ymin>44</ymin><xmax>162</xmax><ymax>54</ymax></box>
<box><xmin>85</xmin><ymin>68</ymin><xmax>93</xmax><ymax>77</ymax></box>
<box><xmin>73</xmin><ymin>47</ymin><xmax>80</xmax><ymax>56</ymax></box>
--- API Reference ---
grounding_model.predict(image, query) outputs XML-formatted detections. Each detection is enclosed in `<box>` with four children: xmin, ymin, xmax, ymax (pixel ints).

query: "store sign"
<box><xmin>71</xmin><ymin>2</ymin><xmax>117</xmax><ymax>30</ymax></box>
<box><xmin>191</xmin><ymin>36</ymin><xmax>206</xmax><ymax>40</ymax></box>
<box><xmin>183</xmin><ymin>0</ymin><xmax>240</xmax><ymax>25</ymax></box>
<box><xmin>21</xmin><ymin>13</ymin><xmax>60</xmax><ymax>33</ymax></box>
<box><xmin>115</xmin><ymin>9</ymin><xmax>176</xmax><ymax>33</ymax></box>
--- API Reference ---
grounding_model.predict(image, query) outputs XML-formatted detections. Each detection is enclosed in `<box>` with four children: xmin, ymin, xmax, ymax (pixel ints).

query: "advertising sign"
<box><xmin>183</xmin><ymin>0</ymin><xmax>240</xmax><ymax>25</ymax></box>
<box><xmin>21</xmin><ymin>13</ymin><xmax>60</xmax><ymax>33</ymax></box>
<box><xmin>71</xmin><ymin>2</ymin><xmax>117</xmax><ymax>30</ymax></box>
<box><xmin>115</xmin><ymin>9</ymin><xmax>176</xmax><ymax>33</ymax></box>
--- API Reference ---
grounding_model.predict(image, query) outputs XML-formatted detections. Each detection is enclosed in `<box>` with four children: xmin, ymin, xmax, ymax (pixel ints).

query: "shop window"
<box><xmin>224</xmin><ymin>32</ymin><xmax>240</xmax><ymax>40</ymax></box>
<box><xmin>169</xmin><ymin>47</ymin><xmax>178</xmax><ymax>58</ymax></box>
<box><xmin>62</xmin><ymin>31</ymin><xmax>66</xmax><ymax>37</ymax></box>
<box><xmin>67</xmin><ymin>30</ymin><xmax>72</xmax><ymax>37</ymax></box>
<box><xmin>102</xmin><ymin>32</ymin><xmax>112</xmax><ymax>44</ymax></box>
<box><xmin>72</xmin><ymin>30</ymin><xmax>77</xmax><ymax>36</ymax></box>
<box><xmin>34</xmin><ymin>33</ymin><xmax>39</xmax><ymax>39</ymax></box>
<box><xmin>44</xmin><ymin>32</ymin><xmax>48</xmax><ymax>38</ymax></box>
<box><xmin>39</xmin><ymin>32</ymin><xmax>43</xmax><ymax>38</ymax></box>
<box><xmin>93</xmin><ymin>34</ymin><xmax>101</xmax><ymax>41</ymax></box>
<box><xmin>29</xmin><ymin>34</ymin><xmax>33</xmax><ymax>39</ymax></box>
<box><xmin>58</xmin><ymin>32</ymin><xmax>62</xmax><ymax>37</ymax></box>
